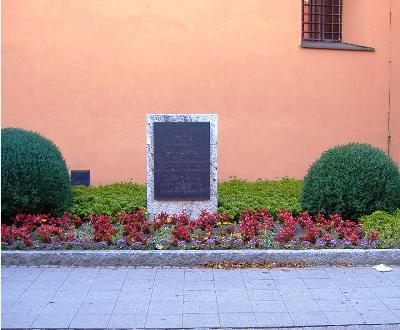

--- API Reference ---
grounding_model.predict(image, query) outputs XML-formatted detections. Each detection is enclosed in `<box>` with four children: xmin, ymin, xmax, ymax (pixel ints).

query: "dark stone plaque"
<box><xmin>154</xmin><ymin>122</ymin><xmax>210</xmax><ymax>200</ymax></box>
<box><xmin>71</xmin><ymin>170</ymin><xmax>90</xmax><ymax>186</ymax></box>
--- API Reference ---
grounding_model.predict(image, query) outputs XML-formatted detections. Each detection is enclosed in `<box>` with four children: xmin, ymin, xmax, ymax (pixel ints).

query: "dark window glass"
<box><xmin>302</xmin><ymin>0</ymin><xmax>343</xmax><ymax>42</ymax></box>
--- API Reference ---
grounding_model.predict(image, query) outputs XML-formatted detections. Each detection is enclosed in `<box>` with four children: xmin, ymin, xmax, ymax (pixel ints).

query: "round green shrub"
<box><xmin>301</xmin><ymin>143</ymin><xmax>400</xmax><ymax>220</ymax></box>
<box><xmin>1</xmin><ymin>128</ymin><xmax>72</xmax><ymax>224</ymax></box>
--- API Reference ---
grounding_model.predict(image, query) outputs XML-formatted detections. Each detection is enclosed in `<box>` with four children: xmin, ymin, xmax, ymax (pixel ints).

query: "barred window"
<box><xmin>302</xmin><ymin>0</ymin><xmax>343</xmax><ymax>42</ymax></box>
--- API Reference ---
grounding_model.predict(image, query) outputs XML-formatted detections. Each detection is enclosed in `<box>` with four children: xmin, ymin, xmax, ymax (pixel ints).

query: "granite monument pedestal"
<box><xmin>147</xmin><ymin>114</ymin><xmax>217</xmax><ymax>219</ymax></box>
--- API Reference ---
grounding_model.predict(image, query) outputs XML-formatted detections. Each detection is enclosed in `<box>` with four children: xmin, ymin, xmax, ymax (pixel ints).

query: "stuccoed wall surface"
<box><xmin>147</xmin><ymin>114</ymin><xmax>217</xmax><ymax>219</ymax></box>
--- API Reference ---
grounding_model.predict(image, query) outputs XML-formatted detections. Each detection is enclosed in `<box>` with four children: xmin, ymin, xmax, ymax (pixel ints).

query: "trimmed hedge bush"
<box><xmin>1</xmin><ymin>128</ymin><xmax>72</xmax><ymax>224</ymax></box>
<box><xmin>301</xmin><ymin>143</ymin><xmax>400</xmax><ymax>220</ymax></box>
<box><xmin>218</xmin><ymin>177</ymin><xmax>302</xmax><ymax>219</ymax></box>
<box><xmin>70</xmin><ymin>178</ymin><xmax>303</xmax><ymax>219</ymax></box>
<box><xmin>71</xmin><ymin>183</ymin><xmax>146</xmax><ymax>217</ymax></box>
<box><xmin>361</xmin><ymin>210</ymin><xmax>400</xmax><ymax>247</ymax></box>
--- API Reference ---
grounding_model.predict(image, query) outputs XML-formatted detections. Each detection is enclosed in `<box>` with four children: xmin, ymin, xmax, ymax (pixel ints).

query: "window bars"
<box><xmin>302</xmin><ymin>0</ymin><xmax>343</xmax><ymax>42</ymax></box>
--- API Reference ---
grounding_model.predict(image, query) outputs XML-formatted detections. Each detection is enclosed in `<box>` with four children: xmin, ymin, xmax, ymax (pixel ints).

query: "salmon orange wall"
<box><xmin>2</xmin><ymin>0</ymin><xmax>399</xmax><ymax>185</ymax></box>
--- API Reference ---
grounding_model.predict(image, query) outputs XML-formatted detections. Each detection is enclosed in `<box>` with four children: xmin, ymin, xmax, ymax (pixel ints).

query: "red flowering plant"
<box><xmin>1</xmin><ymin>224</ymin><xmax>14</xmax><ymax>243</ymax></box>
<box><xmin>239</xmin><ymin>209</ymin><xmax>274</xmax><ymax>243</ymax></box>
<box><xmin>1</xmin><ymin>208</ymin><xmax>381</xmax><ymax>250</ymax></box>
<box><xmin>298</xmin><ymin>212</ymin><xmax>320</xmax><ymax>244</ymax></box>
<box><xmin>89</xmin><ymin>215</ymin><xmax>116</xmax><ymax>244</ymax></box>
<box><xmin>6</xmin><ymin>225</ymin><xmax>33</xmax><ymax>246</ymax></box>
<box><xmin>275</xmin><ymin>210</ymin><xmax>297</xmax><ymax>243</ymax></box>
<box><xmin>36</xmin><ymin>224</ymin><xmax>62</xmax><ymax>243</ymax></box>
<box><xmin>49</xmin><ymin>213</ymin><xmax>83</xmax><ymax>229</ymax></box>
<box><xmin>190</xmin><ymin>210</ymin><xmax>219</xmax><ymax>231</ymax></box>
<box><xmin>170</xmin><ymin>213</ymin><xmax>190</xmax><ymax>226</ymax></box>
<box><xmin>152</xmin><ymin>212</ymin><xmax>169</xmax><ymax>229</ymax></box>
<box><xmin>14</xmin><ymin>214</ymin><xmax>48</xmax><ymax>231</ymax></box>
<box><xmin>368</xmin><ymin>230</ymin><xmax>379</xmax><ymax>243</ymax></box>
<box><xmin>116</xmin><ymin>210</ymin><xmax>149</xmax><ymax>245</ymax></box>
<box><xmin>172</xmin><ymin>225</ymin><xmax>192</xmax><ymax>242</ymax></box>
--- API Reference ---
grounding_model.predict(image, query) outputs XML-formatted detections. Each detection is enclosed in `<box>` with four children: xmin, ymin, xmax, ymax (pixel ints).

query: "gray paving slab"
<box><xmin>126</xmin><ymin>268</ymin><xmax>156</xmax><ymax>280</ymax></box>
<box><xmin>324</xmin><ymin>311</ymin><xmax>365</xmax><ymax>325</ymax></box>
<box><xmin>32</xmin><ymin>312</ymin><xmax>75</xmax><ymax>328</ymax></box>
<box><xmin>275</xmin><ymin>278</ymin><xmax>308</xmax><ymax>290</ymax></box>
<box><xmin>245</xmin><ymin>279</ymin><xmax>277</xmax><ymax>290</ymax></box>
<box><xmin>251</xmin><ymin>300</ymin><xmax>287</xmax><ymax>313</ymax></box>
<box><xmin>372</xmin><ymin>286</ymin><xmax>400</xmax><ymax>298</ymax></box>
<box><xmin>183</xmin><ymin>313</ymin><xmax>220</xmax><ymax>327</ymax></box>
<box><xmin>297</xmin><ymin>268</ymin><xmax>329</xmax><ymax>279</ymax></box>
<box><xmin>219</xmin><ymin>312</ymin><xmax>258</xmax><ymax>327</ymax></box>
<box><xmin>1</xmin><ymin>289</ymin><xmax>24</xmax><ymax>304</ymax></box>
<box><xmin>153</xmin><ymin>280</ymin><xmax>184</xmax><ymax>291</ymax></box>
<box><xmin>303</xmin><ymin>278</ymin><xmax>339</xmax><ymax>288</ymax></box>
<box><xmin>150</xmin><ymin>289</ymin><xmax>184</xmax><ymax>301</ymax></box>
<box><xmin>360</xmin><ymin>310</ymin><xmax>400</xmax><ymax>324</ymax></box>
<box><xmin>41</xmin><ymin>303</ymin><xmax>79</xmax><ymax>315</ymax></box>
<box><xmin>108</xmin><ymin>314</ymin><xmax>147</xmax><ymax>328</ymax></box>
<box><xmin>241</xmin><ymin>269</ymin><xmax>273</xmax><ymax>280</ymax></box>
<box><xmin>184</xmin><ymin>290</ymin><xmax>217</xmax><ymax>302</ymax></box>
<box><xmin>184</xmin><ymin>269</ymin><xmax>214</xmax><ymax>281</ymax></box>
<box><xmin>69</xmin><ymin>313</ymin><xmax>111</xmax><ymax>328</ymax></box>
<box><xmin>213</xmin><ymin>269</ymin><xmax>243</xmax><ymax>280</ymax></box>
<box><xmin>279</xmin><ymin>288</ymin><xmax>314</xmax><ymax>300</ymax></box>
<box><xmin>393</xmin><ymin>309</ymin><xmax>400</xmax><ymax>319</ymax></box>
<box><xmin>30</xmin><ymin>279</ymin><xmax>64</xmax><ymax>289</ymax></box>
<box><xmin>118</xmin><ymin>290</ymin><xmax>152</xmax><ymax>302</ymax></box>
<box><xmin>184</xmin><ymin>279</ymin><xmax>215</xmax><ymax>290</ymax></box>
<box><xmin>284</xmin><ymin>299</ymin><xmax>322</xmax><ymax>313</ymax></box>
<box><xmin>183</xmin><ymin>300</ymin><xmax>218</xmax><ymax>313</ymax></box>
<box><xmin>5</xmin><ymin>300</ymin><xmax>47</xmax><ymax>314</ymax></box>
<box><xmin>247</xmin><ymin>289</ymin><xmax>282</xmax><ymax>301</ymax></box>
<box><xmin>79</xmin><ymin>301</ymin><xmax>116</xmax><ymax>314</ymax></box>
<box><xmin>51</xmin><ymin>289</ymin><xmax>88</xmax><ymax>303</ymax></box>
<box><xmin>113</xmin><ymin>300</ymin><xmax>149</xmax><ymax>314</ymax></box>
<box><xmin>289</xmin><ymin>311</ymin><xmax>330</xmax><ymax>326</ymax></box>
<box><xmin>145</xmin><ymin>313</ymin><xmax>182</xmax><ymax>328</ymax></box>
<box><xmin>350</xmin><ymin>298</ymin><xmax>390</xmax><ymax>312</ymax></box>
<box><xmin>270</xmin><ymin>268</ymin><xmax>301</xmax><ymax>279</ymax></box>
<box><xmin>1</xmin><ymin>313</ymin><xmax>38</xmax><ymax>328</ymax></box>
<box><xmin>91</xmin><ymin>279</ymin><xmax>124</xmax><ymax>291</ymax></box>
<box><xmin>148</xmin><ymin>300</ymin><xmax>184</xmax><ymax>314</ymax></box>
<box><xmin>214</xmin><ymin>279</ymin><xmax>246</xmax><ymax>290</ymax></box>
<box><xmin>83</xmin><ymin>290</ymin><xmax>120</xmax><ymax>303</ymax></box>
<box><xmin>2</xmin><ymin>265</ymin><xmax>400</xmax><ymax>329</ymax></box>
<box><xmin>216</xmin><ymin>289</ymin><xmax>250</xmax><ymax>302</ymax></box>
<box><xmin>155</xmin><ymin>268</ymin><xmax>184</xmax><ymax>281</ymax></box>
<box><xmin>217</xmin><ymin>300</ymin><xmax>253</xmax><ymax>313</ymax></box>
<box><xmin>316</xmin><ymin>299</ymin><xmax>356</xmax><ymax>312</ymax></box>
<box><xmin>254</xmin><ymin>311</ymin><xmax>294</xmax><ymax>327</ymax></box>
<box><xmin>310</xmin><ymin>288</ymin><xmax>346</xmax><ymax>299</ymax></box>
<box><xmin>342</xmin><ymin>287</ymin><xmax>380</xmax><ymax>299</ymax></box>
<box><xmin>383</xmin><ymin>297</ymin><xmax>400</xmax><ymax>310</ymax></box>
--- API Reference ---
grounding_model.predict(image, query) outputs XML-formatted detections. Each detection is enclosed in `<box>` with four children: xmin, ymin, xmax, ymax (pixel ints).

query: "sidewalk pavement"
<box><xmin>1</xmin><ymin>265</ymin><xmax>400</xmax><ymax>329</ymax></box>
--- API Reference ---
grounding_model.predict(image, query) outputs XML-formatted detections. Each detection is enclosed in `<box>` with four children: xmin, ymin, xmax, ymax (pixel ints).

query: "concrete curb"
<box><xmin>1</xmin><ymin>249</ymin><xmax>399</xmax><ymax>267</ymax></box>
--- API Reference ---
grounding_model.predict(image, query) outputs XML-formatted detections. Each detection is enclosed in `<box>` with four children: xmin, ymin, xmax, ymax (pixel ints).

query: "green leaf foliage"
<box><xmin>301</xmin><ymin>143</ymin><xmax>400</xmax><ymax>220</ymax></box>
<box><xmin>70</xmin><ymin>178</ymin><xmax>302</xmax><ymax>219</ymax></box>
<box><xmin>1</xmin><ymin>128</ymin><xmax>72</xmax><ymax>224</ymax></box>
<box><xmin>218</xmin><ymin>177</ymin><xmax>303</xmax><ymax>218</ymax></box>
<box><xmin>360</xmin><ymin>210</ymin><xmax>400</xmax><ymax>247</ymax></box>
<box><xmin>71</xmin><ymin>183</ymin><xmax>146</xmax><ymax>217</ymax></box>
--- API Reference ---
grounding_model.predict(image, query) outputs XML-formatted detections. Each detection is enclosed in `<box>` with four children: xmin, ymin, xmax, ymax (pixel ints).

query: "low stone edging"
<box><xmin>1</xmin><ymin>249</ymin><xmax>399</xmax><ymax>267</ymax></box>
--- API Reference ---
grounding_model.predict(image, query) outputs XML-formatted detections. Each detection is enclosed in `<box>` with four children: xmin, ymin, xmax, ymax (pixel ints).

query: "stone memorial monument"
<box><xmin>147</xmin><ymin>114</ymin><xmax>217</xmax><ymax>219</ymax></box>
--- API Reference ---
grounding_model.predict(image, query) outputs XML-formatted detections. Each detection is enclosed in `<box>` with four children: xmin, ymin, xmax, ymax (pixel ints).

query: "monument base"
<box><xmin>146</xmin><ymin>114</ymin><xmax>218</xmax><ymax>219</ymax></box>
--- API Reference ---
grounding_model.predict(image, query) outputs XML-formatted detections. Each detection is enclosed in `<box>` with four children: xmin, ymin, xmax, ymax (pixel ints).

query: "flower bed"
<box><xmin>1</xmin><ymin>209</ymin><xmax>384</xmax><ymax>250</ymax></box>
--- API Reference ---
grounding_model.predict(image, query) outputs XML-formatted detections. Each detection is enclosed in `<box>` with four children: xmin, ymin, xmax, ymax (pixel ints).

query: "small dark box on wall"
<box><xmin>71</xmin><ymin>170</ymin><xmax>90</xmax><ymax>186</ymax></box>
